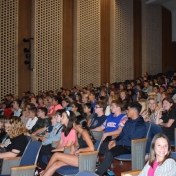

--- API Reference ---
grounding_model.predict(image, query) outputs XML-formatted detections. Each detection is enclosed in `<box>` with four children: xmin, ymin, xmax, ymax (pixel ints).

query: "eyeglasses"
<box><xmin>95</xmin><ymin>106</ymin><xmax>101</xmax><ymax>109</ymax></box>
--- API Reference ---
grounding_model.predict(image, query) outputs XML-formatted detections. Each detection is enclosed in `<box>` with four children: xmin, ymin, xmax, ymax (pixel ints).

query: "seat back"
<box><xmin>121</xmin><ymin>170</ymin><xmax>141</xmax><ymax>176</ymax></box>
<box><xmin>20</xmin><ymin>141</ymin><xmax>42</xmax><ymax>166</ymax></box>
<box><xmin>131</xmin><ymin>138</ymin><xmax>147</xmax><ymax>170</ymax></box>
<box><xmin>78</xmin><ymin>151</ymin><xmax>98</xmax><ymax>173</ymax></box>
<box><xmin>76</xmin><ymin>171</ymin><xmax>98</xmax><ymax>176</ymax></box>
<box><xmin>92</xmin><ymin>131</ymin><xmax>103</xmax><ymax>141</ymax></box>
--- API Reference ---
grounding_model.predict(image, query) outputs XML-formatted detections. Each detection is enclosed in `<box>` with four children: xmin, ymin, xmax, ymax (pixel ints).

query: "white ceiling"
<box><xmin>146</xmin><ymin>0</ymin><xmax>176</xmax><ymax>11</ymax></box>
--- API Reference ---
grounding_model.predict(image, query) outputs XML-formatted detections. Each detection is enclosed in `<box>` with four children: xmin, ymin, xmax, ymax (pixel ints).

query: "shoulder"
<box><xmin>161</xmin><ymin>158</ymin><xmax>176</xmax><ymax>167</ymax></box>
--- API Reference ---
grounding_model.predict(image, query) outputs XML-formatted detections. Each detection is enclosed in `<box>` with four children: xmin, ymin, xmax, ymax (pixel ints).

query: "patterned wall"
<box><xmin>142</xmin><ymin>0</ymin><xmax>162</xmax><ymax>75</ymax></box>
<box><xmin>110</xmin><ymin>0</ymin><xmax>134</xmax><ymax>83</ymax></box>
<box><xmin>0</xmin><ymin>0</ymin><xmax>18</xmax><ymax>99</ymax></box>
<box><xmin>31</xmin><ymin>0</ymin><xmax>63</xmax><ymax>93</ymax></box>
<box><xmin>73</xmin><ymin>0</ymin><xmax>101</xmax><ymax>87</ymax></box>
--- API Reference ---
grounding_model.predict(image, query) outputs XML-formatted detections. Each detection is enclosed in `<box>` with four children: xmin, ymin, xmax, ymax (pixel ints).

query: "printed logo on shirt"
<box><xmin>4</xmin><ymin>138</ymin><xmax>11</xmax><ymax>147</ymax></box>
<box><xmin>107</xmin><ymin>122</ymin><xmax>116</xmax><ymax>127</ymax></box>
<box><xmin>92</xmin><ymin>120</ymin><xmax>98</xmax><ymax>127</ymax></box>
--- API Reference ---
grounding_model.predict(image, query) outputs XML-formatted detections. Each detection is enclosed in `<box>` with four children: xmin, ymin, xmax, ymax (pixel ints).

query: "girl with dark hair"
<box><xmin>70</xmin><ymin>102</ymin><xmax>82</xmax><ymax>116</ymax></box>
<box><xmin>139</xmin><ymin>133</ymin><xmax>176</xmax><ymax>176</ymax></box>
<box><xmin>156</xmin><ymin>97</ymin><xmax>176</xmax><ymax>142</ymax></box>
<box><xmin>76</xmin><ymin>93</ymin><xmax>82</xmax><ymax>104</ymax></box>
<box><xmin>41</xmin><ymin>115</ymin><xmax>95</xmax><ymax>176</ymax></box>
<box><xmin>61</xmin><ymin>98</ymin><xmax>71</xmax><ymax>111</ymax></box>
<box><xmin>83</xmin><ymin>103</ymin><xmax>93</xmax><ymax>127</ymax></box>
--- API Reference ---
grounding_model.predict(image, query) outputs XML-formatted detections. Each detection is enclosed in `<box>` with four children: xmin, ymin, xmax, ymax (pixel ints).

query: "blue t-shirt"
<box><xmin>90</xmin><ymin>114</ymin><xmax>107</xmax><ymax>129</ymax></box>
<box><xmin>103</xmin><ymin>114</ymin><xmax>127</xmax><ymax>133</ymax></box>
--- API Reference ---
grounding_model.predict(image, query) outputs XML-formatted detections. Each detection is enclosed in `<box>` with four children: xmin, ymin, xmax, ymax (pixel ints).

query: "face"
<box><xmin>127</xmin><ymin>84</ymin><xmax>132</xmax><ymax>89</ymax></box>
<box><xmin>28</xmin><ymin>111</ymin><xmax>35</xmax><ymax>118</ymax></box>
<box><xmin>5</xmin><ymin>121</ymin><xmax>11</xmax><ymax>131</ymax></box>
<box><xmin>31</xmin><ymin>98</ymin><xmax>36</xmax><ymax>103</ymax></box>
<box><xmin>94</xmin><ymin>105</ymin><xmax>103</xmax><ymax>114</ymax></box>
<box><xmin>51</xmin><ymin>116</ymin><xmax>57</xmax><ymax>126</ymax></box>
<box><xmin>83</xmin><ymin>105</ymin><xmax>90</xmax><ymax>114</ymax></box>
<box><xmin>101</xmin><ymin>91</ymin><xmax>106</xmax><ymax>97</ymax></box>
<box><xmin>127</xmin><ymin>107</ymin><xmax>136</xmax><ymax>118</ymax></box>
<box><xmin>37</xmin><ymin>109</ymin><xmax>44</xmax><ymax>118</ymax></box>
<box><xmin>162</xmin><ymin>100</ymin><xmax>173</xmax><ymax>111</ymax></box>
<box><xmin>148</xmin><ymin>100</ymin><xmax>156</xmax><ymax>110</ymax></box>
<box><xmin>38</xmin><ymin>98</ymin><xmax>43</xmax><ymax>104</ymax></box>
<box><xmin>52</xmin><ymin>99</ymin><xmax>58</xmax><ymax>106</ymax></box>
<box><xmin>89</xmin><ymin>94</ymin><xmax>94</xmax><ymax>101</ymax></box>
<box><xmin>60</xmin><ymin>112</ymin><xmax>69</xmax><ymax>126</ymax></box>
<box><xmin>160</xmin><ymin>87</ymin><xmax>165</xmax><ymax>93</ymax></box>
<box><xmin>120</xmin><ymin>92</ymin><xmax>126</xmax><ymax>99</ymax></box>
<box><xmin>62</xmin><ymin>101</ymin><xmax>68</xmax><ymax>108</ymax></box>
<box><xmin>153</xmin><ymin>87</ymin><xmax>158</xmax><ymax>93</ymax></box>
<box><xmin>55</xmin><ymin>113</ymin><xmax>61</xmax><ymax>123</ymax></box>
<box><xmin>43</xmin><ymin>98</ymin><xmax>48</xmax><ymax>105</ymax></box>
<box><xmin>120</xmin><ymin>84</ymin><xmax>124</xmax><ymax>90</ymax></box>
<box><xmin>0</xmin><ymin>122</ymin><xmax>4</xmax><ymax>129</ymax></box>
<box><xmin>110</xmin><ymin>103</ymin><xmax>119</xmax><ymax>114</ymax></box>
<box><xmin>154</xmin><ymin>137</ymin><xmax>168</xmax><ymax>162</ymax></box>
<box><xmin>12</xmin><ymin>101</ymin><xmax>18</xmax><ymax>109</ymax></box>
<box><xmin>71</xmin><ymin>104</ymin><xmax>77</xmax><ymax>113</ymax></box>
<box><xmin>144</xmin><ymin>82</ymin><xmax>149</xmax><ymax>88</ymax></box>
<box><xmin>82</xmin><ymin>96</ymin><xmax>88</xmax><ymax>103</ymax></box>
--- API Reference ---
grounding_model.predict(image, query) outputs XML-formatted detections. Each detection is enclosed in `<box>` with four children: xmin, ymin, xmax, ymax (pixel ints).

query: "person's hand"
<box><xmin>108</xmin><ymin>140</ymin><xmax>116</xmax><ymax>150</ymax></box>
<box><xmin>75</xmin><ymin>149</ymin><xmax>80</xmax><ymax>156</ymax></box>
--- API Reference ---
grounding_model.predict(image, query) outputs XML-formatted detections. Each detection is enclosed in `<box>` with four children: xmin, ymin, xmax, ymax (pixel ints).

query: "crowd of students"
<box><xmin>0</xmin><ymin>71</ymin><xmax>176</xmax><ymax>175</ymax></box>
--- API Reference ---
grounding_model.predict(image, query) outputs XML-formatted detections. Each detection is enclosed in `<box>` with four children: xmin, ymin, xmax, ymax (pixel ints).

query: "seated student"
<box><xmin>21</xmin><ymin>103</ymin><xmax>35</xmax><ymax>127</ymax></box>
<box><xmin>89</xmin><ymin>100</ymin><xmax>107</xmax><ymax>130</ymax></box>
<box><xmin>89</xmin><ymin>92</ymin><xmax>97</xmax><ymax>114</ymax></box>
<box><xmin>30</xmin><ymin>97</ymin><xmax>38</xmax><ymax>107</ymax></box>
<box><xmin>26</xmin><ymin>107</ymin><xmax>38</xmax><ymax>130</ymax></box>
<box><xmin>29</xmin><ymin>107</ymin><xmax>50</xmax><ymax>134</ymax></box>
<box><xmin>47</xmin><ymin>96</ymin><xmax>62</xmax><ymax>117</ymax></box>
<box><xmin>96</xmin><ymin>102</ymin><xmax>146</xmax><ymax>176</ymax></box>
<box><xmin>12</xmin><ymin>100</ymin><xmax>22</xmax><ymax>117</ymax></box>
<box><xmin>62</xmin><ymin>98</ymin><xmax>71</xmax><ymax>111</ymax></box>
<box><xmin>0</xmin><ymin>117</ymin><xmax>28</xmax><ymax>167</ymax></box>
<box><xmin>37</xmin><ymin>97</ymin><xmax>45</xmax><ymax>108</ymax></box>
<box><xmin>83</xmin><ymin>103</ymin><xmax>93</xmax><ymax>127</ymax></box>
<box><xmin>156</xmin><ymin>97</ymin><xmax>176</xmax><ymax>143</ymax></box>
<box><xmin>38</xmin><ymin>110</ymin><xmax>76</xmax><ymax>170</ymax></box>
<box><xmin>70</xmin><ymin>102</ymin><xmax>81</xmax><ymax>117</ymax></box>
<box><xmin>0</xmin><ymin>115</ymin><xmax>6</xmax><ymax>143</ymax></box>
<box><xmin>93</xmin><ymin>99</ymin><xmax>128</xmax><ymax>144</ymax></box>
<box><xmin>41</xmin><ymin>115</ymin><xmax>95</xmax><ymax>176</ymax></box>
<box><xmin>138</xmin><ymin>133</ymin><xmax>176</xmax><ymax>176</ymax></box>
<box><xmin>41</xmin><ymin>110</ymin><xmax>63</xmax><ymax>145</ymax></box>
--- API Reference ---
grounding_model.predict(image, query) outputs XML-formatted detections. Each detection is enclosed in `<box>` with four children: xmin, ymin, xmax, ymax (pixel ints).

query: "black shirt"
<box><xmin>161</xmin><ymin>108</ymin><xmax>176</xmax><ymax>141</ymax></box>
<box><xmin>4</xmin><ymin>134</ymin><xmax>28</xmax><ymax>156</ymax></box>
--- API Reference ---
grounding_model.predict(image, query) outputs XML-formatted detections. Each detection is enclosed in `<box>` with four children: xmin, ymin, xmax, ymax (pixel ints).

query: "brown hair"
<box><xmin>162</xmin><ymin>97</ymin><xmax>174</xmax><ymax>111</ymax></box>
<box><xmin>5</xmin><ymin>116</ymin><xmax>25</xmax><ymax>138</ymax></box>
<box><xmin>149</xmin><ymin>133</ymin><xmax>171</xmax><ymax>167</ymax></box>
<box><xmin>111</xmin><ymin>99</ymin><xmax>124</xmax><ymax>111</ymax></box>
<box><xmin>96</xmin><ymin>100</ymin><xmax>107</xmax><ymax>112</ymax></box>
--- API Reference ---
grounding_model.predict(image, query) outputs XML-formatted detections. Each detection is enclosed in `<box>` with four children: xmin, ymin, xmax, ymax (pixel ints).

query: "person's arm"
<box><xmin>75</xmin><ymin>130</ymin><xmax>94</xmax><ymax>155</ymax></box>
<box><xmin>155</xmin><ymin>109</ymin><xmax>163</xmax><ymax>125</ymax></box>
<box><xmin>32</xmin><ymin>127</ymin><xmax>47</xmax><ymax>135</ymax></box>
<box><xmin>0</xmin><ymin>149</ymin><xmax>20</xmax><ymax>159</ymax></box>
<box><xmin>160</xmin><ymin>119</ymin><xmax>175</xmax><ymax>127</ymax></box>
<box><xmin>51</xmin><ymin>138</ymin><xmax>63</xmax><ymax>152</ymax></box>
<box><xmin>87</xmin><ymin>119</ymin><xmax>92</xmax><ymax>127</ymax></box>
<box><xmin>103</xmin><ymin>127</ymin><xmax>123</xmax><ymax>141</ymax></box>
<box><xmin>91</xmin><ymin>125</ymin><xmax>104</xmax><ymax>132</ymax></box>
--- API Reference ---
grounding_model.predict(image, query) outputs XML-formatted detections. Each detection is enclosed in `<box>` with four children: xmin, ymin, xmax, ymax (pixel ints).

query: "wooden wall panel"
<box><xmin>162</xmin><ymin>6</ymin><xmax>172</xmax><ymax>73</ymax></box>
<box><xmin>172</xmin><ymin>42</ymin><xmax>176</xmax><ymax>70</ymax></box>
<box><xmin>62</xmin><ymin>0</ymin><xmax>74</xmax><ymax>88</ymax></box>
<box><xmin>100</xmin><ymin>0</ymin><xmax>110</xmax><ymax>84</ymax></box>
<box><xmin>18</xmin><ymin>0</ymin><xmax>31</xmax><ymax>96</ymax></box>
<box><xmin>133</xmin><ymin>0</ymin><xmax>142</xmax><ymax>79</ymax></box>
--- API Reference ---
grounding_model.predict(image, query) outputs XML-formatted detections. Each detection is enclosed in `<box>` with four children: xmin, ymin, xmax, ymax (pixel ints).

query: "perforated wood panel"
<box><xmin>31</xmin><ymin>0</ymin><xmax>63</xmax><ymax>93</ymax></box>
<box><xmin>142</xmin><ymin>1</ymin><xmax>162</xmax><ymax>75</ymax></box>
<box><xmin>110</xmin><ymin>0</ymin><xmax>134</xmax><ymax>83</ymax></box>
<box><xmin>0</xmin><ymin>0</ymin><xmax>18</xmax><ymax>99</ymax></box>
<box><xmin>73</xmin><ymin>0</ymin><xmax>100</xmax><ymax>87</ymax></box>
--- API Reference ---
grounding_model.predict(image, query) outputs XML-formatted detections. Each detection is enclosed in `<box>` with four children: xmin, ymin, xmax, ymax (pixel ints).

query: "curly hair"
<box><xmin>5</xmin><ymin>116</ymin><xmax>25</xmax><ymax>138</ymax></box>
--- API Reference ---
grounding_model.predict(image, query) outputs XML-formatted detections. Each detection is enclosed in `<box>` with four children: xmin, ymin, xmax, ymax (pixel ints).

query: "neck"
<box><xmin>114</xmin><ymin>111</ymin><xmax>122</xmax><ymax>116</ymax></box>
<box><xmin>97</xmin><ymin>112</ymin><xmax>104</xmax><ymax>117</ymax></box>
<box><xmin>87</xmin><ymin>112</ymin><xmax>91</xmax><ymax>116</ymax></box>
<box><xmin>131</xmin><ymin>115</ymin><xmax>139</xmax><ymax>120</ymax></box>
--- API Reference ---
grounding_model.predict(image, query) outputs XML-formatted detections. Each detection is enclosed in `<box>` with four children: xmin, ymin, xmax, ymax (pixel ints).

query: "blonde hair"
<box><xmin>109</xmin><ymin>94</ymin><xmax>118</xmax><ymax>102</ymax></box>
<box><xmin>6</xmin><ymin>116</ymin><xmax>25</xmax><ymax>138</ymax></box>
<box><xmin>147</xmin><ymin>97</ymin><xmax>157</xmax><ymax>116</ymax></box>
<box><xmin>139</xmin><ymin>99</ymin><xmax>147</xmax><ymax>113</ymax></box>
<box><xmin>148</xmin><ymin>92</ymin><xmax>157</xmax><ymax>100</ymax></box>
